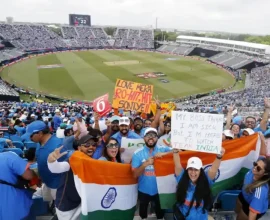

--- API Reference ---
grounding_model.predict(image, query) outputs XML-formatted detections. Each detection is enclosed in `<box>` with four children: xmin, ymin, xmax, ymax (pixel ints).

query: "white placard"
<box><xmin>121</xmin><ymin>138</ymin><xmax>145</xmax><ymax>163</ymax></box>
<box><xmin>171</xmin><ymin>111</ymin><xmax>224</xmax><ymax>154</ymax></box>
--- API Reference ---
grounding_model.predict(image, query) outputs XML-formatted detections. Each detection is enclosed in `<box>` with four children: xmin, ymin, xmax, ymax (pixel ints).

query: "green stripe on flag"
<box><xmin>81</xmin><ymin>206</ymin><xmax>136</xmax><ymax>220</ymax></box>
<box><xmin>212</xmin><ymin>168</ymin><xmax>248</xmax><ymax>196</ymax></box>
<box><xmin>159</xmin><ymin>193</ymin><xmax>176</xmax><ymax>210</ymax></box>
<box><xmin>158</xmin><ymin>168</ymin><xmax>249</xmax><ymax>209</ymax></box>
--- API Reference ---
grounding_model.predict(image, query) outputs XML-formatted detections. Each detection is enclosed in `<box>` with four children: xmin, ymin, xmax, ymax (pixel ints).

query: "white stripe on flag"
<box><xmin>74</xmin><ymin>175</ymin><xmax>138</xmax><ymax>215</ymax></box>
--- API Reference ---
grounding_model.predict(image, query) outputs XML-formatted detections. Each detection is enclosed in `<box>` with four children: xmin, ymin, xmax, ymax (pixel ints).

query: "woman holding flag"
<box><xmin>235</xmin><ymin>157</ymin><xmax>270</xmax><ymax>220</ymax></box>
<box><xmin>172</xmin><ymin>148</ymin><xmax>225</xmax><ymax>220</ymax></box>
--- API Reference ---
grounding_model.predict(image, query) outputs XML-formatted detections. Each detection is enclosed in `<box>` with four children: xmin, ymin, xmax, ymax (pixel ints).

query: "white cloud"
<box><xmin>0</xmin><ymin>0</ymin><xmax>269</xmax><ymax>34</ymax></box>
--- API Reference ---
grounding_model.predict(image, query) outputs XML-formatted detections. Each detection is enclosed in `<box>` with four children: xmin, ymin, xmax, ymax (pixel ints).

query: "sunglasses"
<box><xmin>106</xmin><ymin>143</ymin><xmax>119</xmax><ymax>148</ymax></box>
<box><xmin>145</xmin><ymin>133</ymin><xmax>158</xmax><ymax>138</ymax></box>
<box><xmin>253</xmin><ymin>162</ymin><xmax>263</xmax><ymax>172</ymax></box>
<box><xmin>119</xmin><ymin>119</ymin><xmax>129</xmax><ymax>123</ymax></box>
<box><xmin>165</xmin><ymin>124</ymin><xmax>171</xmax><ymax>128</ymax></box>
<box><xmin>81</xmin><ymin>142</ymin><xmax>97</xmax><ymax>148</ymax></box>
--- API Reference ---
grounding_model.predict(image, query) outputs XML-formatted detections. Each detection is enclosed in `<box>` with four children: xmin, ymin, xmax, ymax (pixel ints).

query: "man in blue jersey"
<box><xmin>26</xmin><ymin>120</ymin><xmax>67</xmax><ymax>201</ymax></box>
<box><xmin>131</xmin><ymin>128</ymin><xmax>172</xmax><ymax>220</ymax></box>
<box><xmin>0</xmin><ymin>152</ymin><xmax>35</xmax><ymax>219</ymax></box>
<box><xmin>112</xmin><ymin>117</ymin><xmax>141</xmax><ymax>146</ymax></box>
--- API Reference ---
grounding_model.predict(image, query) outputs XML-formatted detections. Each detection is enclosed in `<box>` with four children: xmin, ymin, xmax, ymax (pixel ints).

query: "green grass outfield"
<box><xmin>0</xmin><ymin>50</ymin><xmax>235</xmax><ymax>101</ymax></box>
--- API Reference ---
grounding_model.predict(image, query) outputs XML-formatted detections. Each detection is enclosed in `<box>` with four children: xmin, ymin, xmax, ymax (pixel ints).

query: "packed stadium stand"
<box><xmin>0</xmin><ymin>23</ymin><xmax>154</xmax><ymax>50</ymax></box>
<box><xmin>113</xmin><ymin>27</ymin><xmax>154</xmax><ymax>49</ymax></box>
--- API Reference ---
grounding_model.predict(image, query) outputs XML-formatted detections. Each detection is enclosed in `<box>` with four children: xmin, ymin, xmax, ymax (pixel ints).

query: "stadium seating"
<box><xmin>113</xmin><ymin>27</ymin><xmax>154</xmax><ymax>49</ymax></box>
<box><xmin>156</xmin><ymin>44</ymin><xmax>195</xmax><ymax>56</ymax></box>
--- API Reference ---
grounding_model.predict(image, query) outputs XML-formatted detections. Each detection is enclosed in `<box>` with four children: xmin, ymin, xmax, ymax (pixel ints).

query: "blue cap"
<box><xmin>232</xmin><ymin>116</ymin><xmax>242</xmax><ymax>125</ymax></box>
<box><xmin>65</xmin><ymin>125</ymin><xmax>73</xmax><ymax>130</ymax></box>
<box><xmin>77</xmin><ymin>113</ymin><xmax>82</xmax><ymax>118</ymax></box>
<box><xmin>70</xmin><ymin>117</ymin><xmax>75</xmax><ymax>123</ymax></box>
<box><xmin>26</xmin><ymin>121</ymin><xmax>47</xmax><ymax>135</ymax></box>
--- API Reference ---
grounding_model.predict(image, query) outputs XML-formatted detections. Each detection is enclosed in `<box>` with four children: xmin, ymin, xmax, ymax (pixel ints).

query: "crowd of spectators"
<box><xmin>113</xmin><ymin>28</ymin><xmax>154</xmax><ymax>49</ymax></box>
<box><xmin>0</xmin><ymin>23</ymin><xmax>66</xmax><ymax>50</ymax></box>
<box><xmin>0</xmin><ymin>79</ymin><xmax>19</xmax><ymax>97</ymax></box>
<box><xmin>176</xmin><ymin>64</ymin><xmax>270</xmax><ymax>117</ymax></box>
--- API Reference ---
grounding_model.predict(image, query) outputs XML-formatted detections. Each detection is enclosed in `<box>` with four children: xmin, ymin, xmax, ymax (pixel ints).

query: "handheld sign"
<box><xmin>112</xmin><ymin>79</ymin><xmax>153</xmax><ymax>113</ymax></box>
<box><xmin>93</xmin><ymin>94</ymin><xmax>111</xmax><ymax>117</ymax></box>
<box><xmin>121</xmin><ymin>138</ymin><xmax>145</xmax><ymax>163</ymax></box>
<box><xmin>171</xmin><ymin>111</ymin><xmax>224</xmax><ymax>154</ymax></box>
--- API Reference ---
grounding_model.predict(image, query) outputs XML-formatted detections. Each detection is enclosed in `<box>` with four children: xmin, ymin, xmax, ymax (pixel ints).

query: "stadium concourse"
<box><xmin>1</xmin><ymin>23</ymin><xmax>270</xmax><ymax>220</ymax></box>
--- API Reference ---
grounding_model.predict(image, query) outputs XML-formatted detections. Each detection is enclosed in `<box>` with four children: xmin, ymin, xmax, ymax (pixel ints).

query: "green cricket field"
<box><xmin>0</xmin><ymin>50</ymin><xmax>234</xmax><ymax>101</ymax></box>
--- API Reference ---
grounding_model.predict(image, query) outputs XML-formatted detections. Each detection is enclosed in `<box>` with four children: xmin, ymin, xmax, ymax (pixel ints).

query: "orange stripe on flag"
<box><xmin>155</xmin><ymin>134</ymin><xmax>258</xmax><ymax>177</ymax></box>
<box><xmin>70</xmin><ymin>151</ymin><xmax>137</xmax><ymax>185</ymax></box>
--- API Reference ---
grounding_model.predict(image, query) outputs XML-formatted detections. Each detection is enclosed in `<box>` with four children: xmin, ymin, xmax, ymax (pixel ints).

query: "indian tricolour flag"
<box><xmin>155</xmin><ymin>134</ymin><xmax>261</xmax><ymax>209</ymax></box>
<box><xmin>70</xmin><ymin>151</ymin><xmax>138</xmax><ymax>220</ymax></box>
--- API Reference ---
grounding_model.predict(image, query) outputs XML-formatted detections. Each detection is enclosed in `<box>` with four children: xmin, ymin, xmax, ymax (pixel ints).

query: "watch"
<box><xmin>216</xmin><ymin>155</ymin><xmax>223</xmax><ymax>160</ymax></box>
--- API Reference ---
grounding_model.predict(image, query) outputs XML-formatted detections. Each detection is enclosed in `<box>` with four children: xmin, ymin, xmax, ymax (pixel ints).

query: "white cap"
<box><xmin>119</xmin><ymin>117</ymin><xmax>130</xmax><ymax>126</ymax></box>
<box><xmin>144</xmin><ymin>128</ymin><xmax>158</xmax><ymax>137</ymax></box>
<box><xmin>223</xmin><ymin>130</ymin><xmax>234</xmax><ymax>138</ymax></box>
<box><xmin>55</xmin><ymin>109</ymin><xmax>60</xmax><ymax>113</ymax></box>
<box><xmin>30</xmin><ymin>114</ymin><xmax>35</xmax><ymax>117</ymax></box>
<box><xmin>243</xmin><ymin>128</ymin><xmax>255</xmax><ymax>135</ymax></box>
<box><xmin>63</xmin><ymin>118</ymin><xmax>68</xmax><ymax>122</ymax></box>
<box><xmin>186</xmin><ymin>157</ymin><xmax>203</xmax><ymax>170</ymax></box>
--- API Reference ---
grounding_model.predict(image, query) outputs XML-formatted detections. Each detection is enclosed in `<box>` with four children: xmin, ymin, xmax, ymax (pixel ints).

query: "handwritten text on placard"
<box><xmin>171</xmin><ymin>111</ymin><xmax>224</xmax><ymax>154</ymax></box>
<box><xmin>112</xmin><ymin>79</ymin><xmax>153</xmax><ymax>113</ymax></box>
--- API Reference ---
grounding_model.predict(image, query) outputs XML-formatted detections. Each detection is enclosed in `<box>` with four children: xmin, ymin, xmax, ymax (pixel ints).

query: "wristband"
<box><xmin>216</xmin><ymin>155</ymin><xmax>223</xmax><ymax>160</ymax></box>
<box><xmin>173</xmin><ymin>149</ymin><xmax>179</xmax><ymax>154</ymax></box>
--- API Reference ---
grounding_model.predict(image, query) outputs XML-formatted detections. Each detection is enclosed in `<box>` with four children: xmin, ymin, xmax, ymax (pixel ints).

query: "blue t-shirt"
<box><xmin>175</xmin><ymin>170</ymin><xmax>214</xmax><ymax>220</ymax></box>
<box><xmin>14</xmin><ymin>126</ymin><xmax>26</xmax><ymax>136</ymax></box>
<box><xmin>241</xmin><ymin>169</ymin><xmax>269</xmax><ymax>214</ymax></box>
<box><xmin>98</xmin><ymin>156</ymin><xmax>108</xmax><ymax>161</ymax></box>
<box><xmin>53</xmin><ymin>115</ymin><xmax>62</xmax><ymax>130</ymax></box>
<box><xmin>0</xmin><ymin>152</ymin><xmax>33</xmax><ymax>220</ymax></box>
<box><xmin>112</xmin><ymin>130</ymin><xmax>141</xmax><ymax>146</ymax></box>
<box><xmin>92</xmin><ymin>140</ymin><xmax>106</xmax><ymax>159</ymax></box>
<box><xmin>63</xmin><ymin>135</ymin><xmax>75</xmax><ymax>151</ymax></box>
<box><xmin>35</xmin><ymin>135</ymin><xmax>67</xmax><ymax>189</ymax></box>
<box><xmin>21</xmin><ymin>132</ymin><xmax>31</xmax><ymax>143</ymax></box>
<box><xmin>131</xmin><ymin>145</ymin><xmax>171</xmax><ymax>196</ymax></box>
<box><xmin>0</xmin><ymin>138</ymin><xmax>7</xmax><ymax>152</ymax></box>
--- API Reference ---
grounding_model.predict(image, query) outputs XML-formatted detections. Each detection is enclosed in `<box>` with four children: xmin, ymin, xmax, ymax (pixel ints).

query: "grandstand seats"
<box><xmin>12</xmin><ymin>141</ymin><xmax>24</xmax><ymax>150</ymax></box>
<box><xmin>0</xmin><ymin>80</ymin><xmax>19</xmax><ymax>97</ymax></box>
<box><xmin>113</xmin><ymin>28</ymin><xmax>154</xmax><ymax>49</ymax></box>
<box><xmin>0</xmin><ymin>23</ymin><xmax>155</xmax><ymax>50</ymax></box>
<box><xmin>3</xmin><ymin>147</ymin><xmax>23</xmax><ymax>156</ymax></box>
<box><xmin>156</xmin><ymin>44</ymin><xmax>195</xmax><ymax>55</ymax></box>
<box><xmin>24</xmin><ymin>141</ymin><xmax>38</xmax><ymax>150</ymax></box>
<box><xmin>209</xmin><ymin>52</ymin><xmax>254</xmax><ymax>69</ymax></box>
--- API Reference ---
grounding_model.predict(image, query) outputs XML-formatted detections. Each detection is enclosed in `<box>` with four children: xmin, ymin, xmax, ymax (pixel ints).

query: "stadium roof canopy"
<box><xmin>176</xmin><ymin>35</ymin><xmax>270</xmax><ymax>54</ymax></box>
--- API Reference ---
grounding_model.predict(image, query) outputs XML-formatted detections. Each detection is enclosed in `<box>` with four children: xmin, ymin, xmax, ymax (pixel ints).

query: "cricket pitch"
<box><xmin>104</xmin><ymin>60</ymin><xmax>140</xmax><ymax>66</ymax></box>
